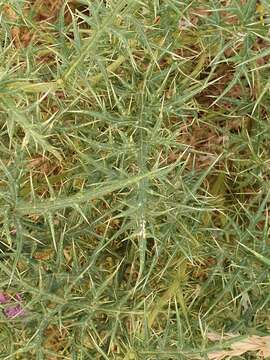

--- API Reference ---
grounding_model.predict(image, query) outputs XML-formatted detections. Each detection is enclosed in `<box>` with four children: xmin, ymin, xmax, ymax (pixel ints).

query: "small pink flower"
<box><xmin>15</xmin><ymin>293</ymin><xmax>22</xmax><ymax>301</ymax></box>
<box><xmin>0</xmin><ymin>292</ymin><xmax>27</xmax><ymax>319</ymax></box>
<box><xmin>0</xmin><ymin>293</ymin><xmax>9</xmax><ymax>304</ymax></box>
<box><xmin>4</xmin><ymin>304</ymin><xmax>26</xmax><ymax>318</ymax></box>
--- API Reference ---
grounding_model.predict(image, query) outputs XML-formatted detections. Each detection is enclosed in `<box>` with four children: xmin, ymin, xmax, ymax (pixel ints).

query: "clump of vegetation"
<box><xmin>0</xmin><ymin>0</ymin><xmax>270</xmax><ymax>358</ymax></box>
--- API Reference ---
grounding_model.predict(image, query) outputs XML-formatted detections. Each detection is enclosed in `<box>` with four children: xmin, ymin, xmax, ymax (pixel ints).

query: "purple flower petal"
<box><xmin>0</xmin><ymin>293</ymin><xmax>27</xmax><ymax>319</ymax></box>
<box><xmin>4</xmin><ymin>304</ymin><xmax>26</xmax><ymax>318</ymax></box>
<box><xmin>15</xmin><ymin>293</ymin><xmax>22</xmax><ymax>301</ymax></box>
<box><xmin>0</xmin><ymin>293</ymin><xmax>9</xmax><ymax>304</ymax></box>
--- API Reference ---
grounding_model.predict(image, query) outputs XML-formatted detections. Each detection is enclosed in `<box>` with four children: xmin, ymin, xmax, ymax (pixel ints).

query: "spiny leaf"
<box><xmin>15</xmin><ymin>166</ymin><xmax>175</xmax><ymax>215</ymax></box>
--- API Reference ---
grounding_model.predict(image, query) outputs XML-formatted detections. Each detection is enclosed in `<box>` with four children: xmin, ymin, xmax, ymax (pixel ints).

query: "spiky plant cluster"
<box><xmin>0</xmin><ymin>0</ymin><xmax>270</xmax><ymax>358</ymax></box>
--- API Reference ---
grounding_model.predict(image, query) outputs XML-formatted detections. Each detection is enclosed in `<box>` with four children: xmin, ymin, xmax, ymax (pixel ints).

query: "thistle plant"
<box><xmin>0</xmin><ymin>0</ymin><xmax>270</xmax><ymax>359</ymax></box>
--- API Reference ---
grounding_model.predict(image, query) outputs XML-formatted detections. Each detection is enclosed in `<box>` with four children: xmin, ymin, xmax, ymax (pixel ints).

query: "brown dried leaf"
<box><xmin>63</xmin><ymin>247</ymin><xmax>72</xmax><ymax>264</ymax></box>
<box><xmin>43</xmin><ymin>325</ymin><xmax>68</xmax><ymax>352</ymax></box>
<box><xmin>205</xmin><ymin>350</ymin><xmax>225</xmax><ymax>360</ymax></box>
<box><xmin>193</xmin><ymin>7</ymin><xmax>211</xmax><ymax>17</ymax></box>
<box><xmin>231</xmin><ymin>336</ymin><xmax>263</xmax><ymax>351</ymax></box>
<box><xmin>3</xmin><ymin>4</ymin><xmax>33</xmax><ymax>48</ymax></box>
<box><xmin>11</xmin><ymin>27</ymin><xmax>21</xmax><ymax>48</ymax></box>
<box><xmin>206</xmin><ymin>333</ymin><xmax>270</xmax><ymax>359</ymax></box>
<box><xmin>33</xmin><ymin>249</ymin><xmax>54</xmax><ymax>260</ymax></box>
<box><xmin>32</xmin><ymin>0</ymin><xmax>63</xmax><ymax>22</ymax></box>
<box><xmin>259</xmin><ymin>346</ymin><xmax>270</xmax><ymax>358</ymax></box>
<box><xmin>3</xmin><ymin>4</ymin><xmax>17</xmax><ymax>21</ymax></box>
<box><xmin>207</xmin><ymin>348</ymin><xmax>247</xmax><ymax>360</ymax></box>
<box><xmin>207</xmin><ymin>332</ymin><xmax>237</xmax><ymax>342</ymax></box>
<box><xmin>28</xmin><ymin>156</ymin><xmax>61</xmax><ymax>176</ymax></box>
